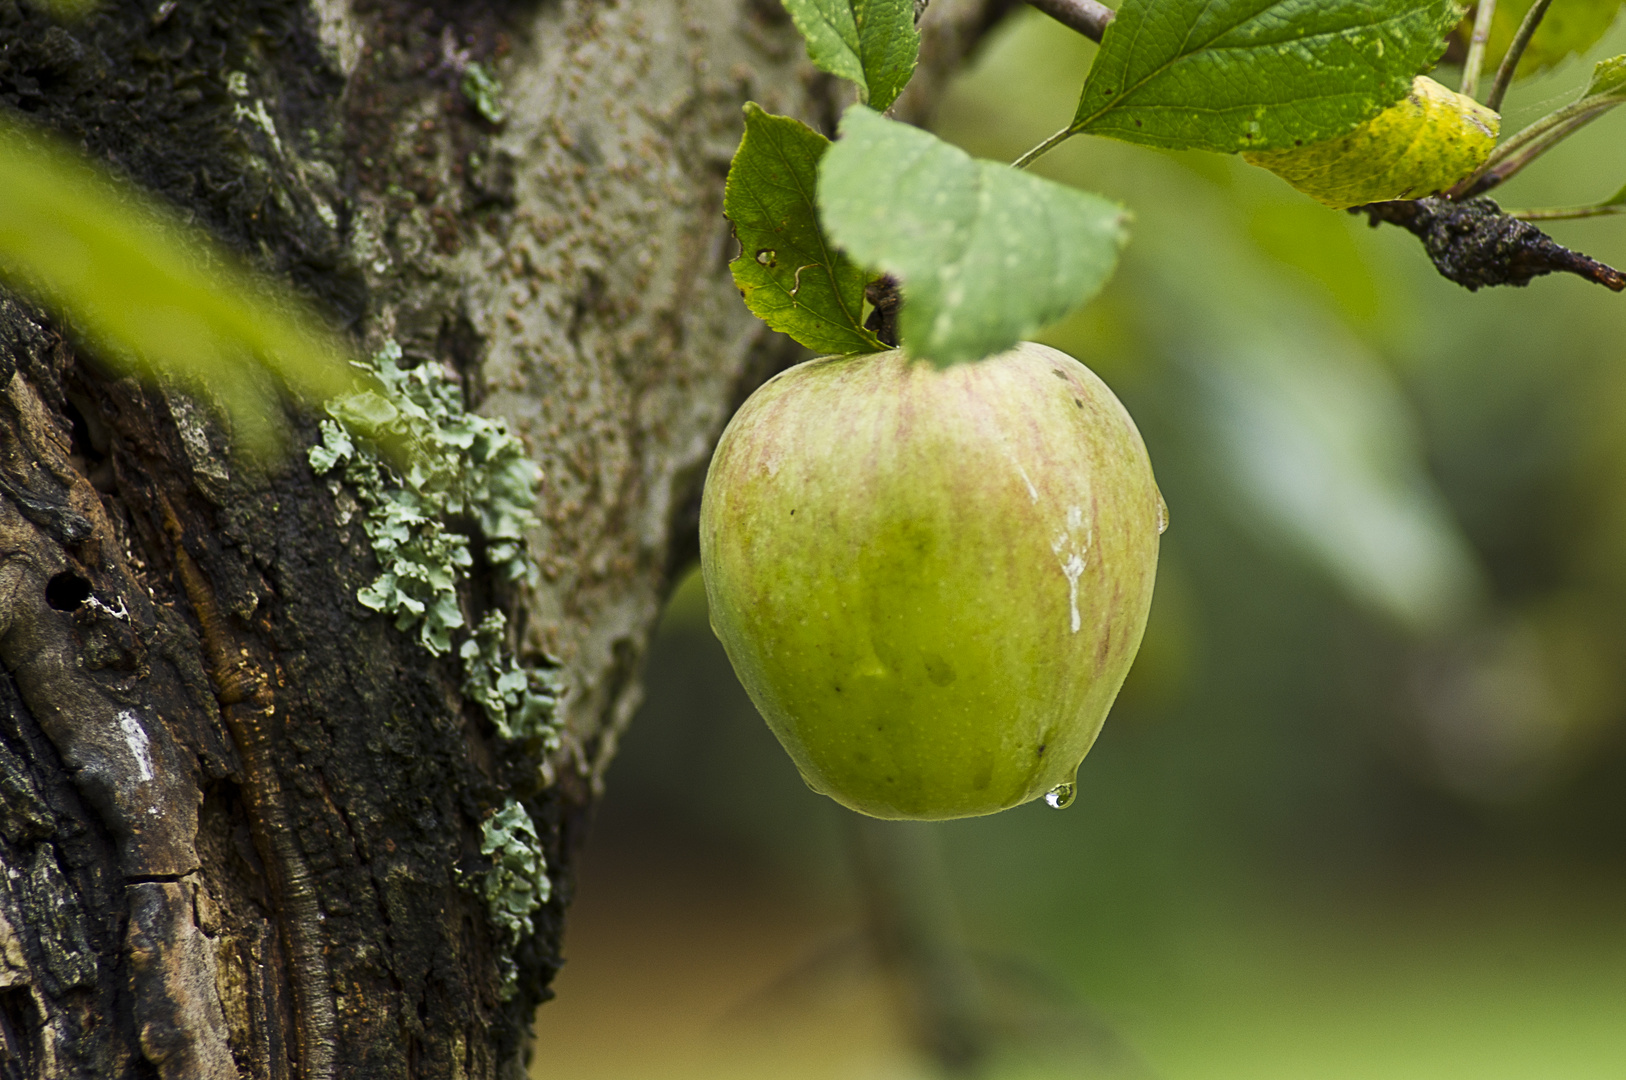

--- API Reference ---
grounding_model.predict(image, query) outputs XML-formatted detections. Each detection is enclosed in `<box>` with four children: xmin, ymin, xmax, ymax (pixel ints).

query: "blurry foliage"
<box><xmin>938</xmin><ymin>6</ymin><xmax>1626</xmax><ymax>808</ymax></box>
<box><xmin>606</xmin><ymin>3</ymin><xmax>1626</xmax><ymax>896</ymax></box>
<box><xmin>571</xmin><ymin>9</ymin><xmax>1626</xmax><ymax>1075</ymax></box>
<box><xmin>1455</xmin><ymin>0</ymin><xmax>1626</xmax><ymax>80</ymax></box>
<box><xmin>0</xmin><ymin>110</ymin><xmax>361</xmax><ymax>454</ymax></box>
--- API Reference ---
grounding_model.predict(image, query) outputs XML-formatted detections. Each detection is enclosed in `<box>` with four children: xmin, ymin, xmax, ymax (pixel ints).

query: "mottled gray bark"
<box><xmin>0</xmin><ymin>1</ymin><xmax>1007</xmax><ymax>1077</ymax></box>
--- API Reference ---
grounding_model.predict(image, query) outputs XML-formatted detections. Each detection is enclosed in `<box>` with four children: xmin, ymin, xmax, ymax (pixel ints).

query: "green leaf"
<box><xmin>0</xmin><ymin>111</ymin><xmax>363</xmax><ymax>454</ymax></box>
<box><xmin>725</xmin><ymin>104</ymin><xmax>885</xmax><ymax>356</ymax></box>
<box><xmin>1072</xmin><ymin>0</ymin><xmax>1465</xmax><ymax>153</ymax></box>
<box><xmin>1243</xmin><ymin>76</ymin><xmax>1498</xmax><ymax>208</ymax></box>
<box><xmin>1476</xmin><ymin>0</ymin><xmax>1625</xmax><ymax>81</ymax></box>
<box><xmin>1583</xmin><ymin>53</ymin><xmax>1626</xmax><ymax>98</ymax></box>
<box><xmin>819</xmin><ymin>106</ymin><xmax>1128</xmax><ymax>366</ymax></box>
<box><xmin>782</xmin><ymin>0</ymin><xmax>920</xmax><ymax>111</ymax></box>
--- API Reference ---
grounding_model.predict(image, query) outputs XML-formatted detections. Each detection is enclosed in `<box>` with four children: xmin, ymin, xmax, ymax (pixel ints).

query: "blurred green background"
<box><xmin>533</xmin><ymin>10</ymin><xmax>1626</xmax><ymax>1079</ymax></box>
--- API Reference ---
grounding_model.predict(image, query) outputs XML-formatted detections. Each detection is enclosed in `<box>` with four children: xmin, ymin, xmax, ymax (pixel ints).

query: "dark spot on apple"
<box><xmin>923</xmin><ymin>652</ymin><xmax>956</xmax><ymax>687</ymax></box>
<box><xmin>1051</xmin><ymin>369</ymin><xmax>1068</xmax><ymax>380</ymax></box>
<box><xmin>789</xmin><ymin>508</ymin><xmax>796</xmax><ymax>515</ymax></box>
<box><xmin>1035</xmin><ymin>743</ymin><xmax>1047</xmax><ymax>757</ymax></box>
<box><xmin>1074</xmin><ymin>398</ymin><xmax>1084</xmax><ymax>408</ymax></box>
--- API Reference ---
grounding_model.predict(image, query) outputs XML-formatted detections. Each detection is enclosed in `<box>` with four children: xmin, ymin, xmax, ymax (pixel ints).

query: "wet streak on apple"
<box><xmin>700</xmin><ymin>343</ymin><xmax>1163</xmax><ymax>820</ymax></box>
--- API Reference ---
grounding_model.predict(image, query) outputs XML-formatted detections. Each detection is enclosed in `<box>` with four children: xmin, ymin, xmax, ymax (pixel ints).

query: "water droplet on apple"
<box><xmin>1044</xmin><ymin>782</ymin><xmax>1076</xmax><ymax>809</ymax></box>
<box><xmin>1155</xmin><ymin>490</ymin><xmax>1169</xmax><ymax>535</ymax></box>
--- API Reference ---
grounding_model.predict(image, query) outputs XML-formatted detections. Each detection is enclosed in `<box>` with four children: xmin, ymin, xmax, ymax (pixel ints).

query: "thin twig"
<box><xmin>1458</xmin><ymin>96</ymin><xmax>1622</xmax><ymax>196</ymax></box>
<box><xmin>1361</xmin><ymin>197</ymin><xmax>1626</xmax><ymax>292</ymax></box>
<box><xmin>1486</xmin><ymin>0</ymin><xmax>1553</xmax><ymax>112</ymax></box>
<box><xmin>1025</xmin><ymin>0</ymin><xmax>1115</xmax><ymax>43</ymax></box>
<box><xmin>1460</xmin><ymin>0</ymin><xmax>1498</xmax><ymax>101</ymax></box>
<box><xmin>1012</xmin><ymin>124</ymin><xmax>1074</xmax><ymax>169</ymax></box>
<box><xmin>1510</xmin><ymin>202</ymin><xmax>1626</xmax><ymax>221</ymax></box>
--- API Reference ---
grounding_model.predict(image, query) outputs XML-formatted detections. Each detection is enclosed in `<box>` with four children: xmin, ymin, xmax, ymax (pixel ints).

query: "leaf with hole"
<box><xmin>818</xmin><ymin>106</ymin><xmax>1128</xmax><ymax>366</ymax></box>
<box><xmin>1072</xmin><ymin>0</ymin><xmax>1465</xmax><ymax>153</ymax></box>
<box><xmin>781</xmin><ymin>0</ymin><xmax>920</xmax><ymax>111</ymax></box>
<box><xmin>725</xmin><ymin>104</ymin><xmax>885</xmax><ymax>356</ymax></box>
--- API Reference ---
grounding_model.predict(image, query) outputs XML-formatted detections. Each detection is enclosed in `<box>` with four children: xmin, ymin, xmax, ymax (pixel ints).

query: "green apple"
<box><xmin>699</xmin><ymin>342</ymin><xmax>1163</xmax><ymax>820</ymax></box>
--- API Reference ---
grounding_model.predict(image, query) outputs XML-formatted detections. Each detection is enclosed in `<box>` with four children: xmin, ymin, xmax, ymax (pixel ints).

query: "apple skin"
<box><xmin>699</xmin><ymin>342</ymin><xmax>1163</xmax><ymax>820</ymax></box>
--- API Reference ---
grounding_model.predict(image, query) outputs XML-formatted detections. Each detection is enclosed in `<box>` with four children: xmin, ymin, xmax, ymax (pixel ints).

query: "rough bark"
<box><xmin>0</xmin><ymin>1</ymin><xmax>1008</xmax><ymax>1077</ymax></box>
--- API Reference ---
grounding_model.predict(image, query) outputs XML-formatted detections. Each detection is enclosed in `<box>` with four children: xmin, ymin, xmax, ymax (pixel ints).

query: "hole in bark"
<box><xmin>45</xmin><ymin>572</ymin><xmax>92</xmax><ymax>611</ymax></box>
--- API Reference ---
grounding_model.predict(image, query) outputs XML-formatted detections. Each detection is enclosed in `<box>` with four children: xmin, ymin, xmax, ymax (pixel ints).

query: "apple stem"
<box><xmin>865</xmin><ymin>275</ymin><xmax>902</xmax><ymax>347</ymax></box>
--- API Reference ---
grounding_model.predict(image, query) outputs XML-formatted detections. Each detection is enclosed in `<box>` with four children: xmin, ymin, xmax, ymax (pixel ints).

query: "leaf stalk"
<box><xmin>1025</xmin><ymin>0</ymin><xmax>1115</xmax><ymax>43</ymax></box>
<box><xmin>1509</xmin><ymin>202</ymin><xmax>1626</xmax><ymax>221</ymax></box>
<box><xmin>1458</xmin><ymin>92</ymin><xmax>1626</xmax><ymax>196</ymax></box>
<box><xmin>1012</xmin><ymin>125</ymin><xmax>1075</xmax><ymax>170</ymax></box>
<box><xmin>1486</xmin><ymin>0</ymin><xmax>1554</xmax><ymax>112</ymax></box>
<box><xmin>1460</xmin><ymin>0</ymin><xmax>1498</xmax><ymax>102</ymax></box>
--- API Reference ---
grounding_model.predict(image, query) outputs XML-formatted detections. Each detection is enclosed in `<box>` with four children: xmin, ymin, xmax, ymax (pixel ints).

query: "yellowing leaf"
<box><xmin>1243</xmin><ymin>76</ymin><xmax>1499</xmax><ymax>209</ymax></box>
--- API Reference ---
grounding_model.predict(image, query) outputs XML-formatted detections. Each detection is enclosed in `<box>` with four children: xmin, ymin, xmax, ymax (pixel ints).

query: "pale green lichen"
<box><xmin>462</xmin><ymin>610</ymin><xmax>565</xmax><ymax>749</ymax></box>
<box><xmin>309</xmin><ymin>341</ymin><xmax>540</xmax><ymax>654</ymax></box>
<box><xmin>461</xmin><ymin>62</ymin><xmax>507</xmax><ymax>125</ymax></box>
<box><xmin>310</xmin><ymin>340</ymin><xmax>563</xmax><ymax>996</ymax></box>
<box><xmin>480</xmin><ymin>799</ymin><xmax>551</xmax><ymax>996</ymax></box>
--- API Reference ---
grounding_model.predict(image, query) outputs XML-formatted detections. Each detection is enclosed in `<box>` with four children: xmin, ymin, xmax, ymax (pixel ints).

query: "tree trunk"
<box><xmin>0</xmin><ymin>1</ymin><xmax>1010</xmax><ymax>1077</ymax></box>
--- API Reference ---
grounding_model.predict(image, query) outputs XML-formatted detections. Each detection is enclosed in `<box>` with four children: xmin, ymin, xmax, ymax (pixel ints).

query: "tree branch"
<box><xmin>1360</xmin><ymin>197</ymin><xmax>1626</xmax><ymax>292</ymax></box>
<box><xmin>1025</xmin><ymin>0</ymin><xmax>1115</xmax><ymax>42</ymax></box>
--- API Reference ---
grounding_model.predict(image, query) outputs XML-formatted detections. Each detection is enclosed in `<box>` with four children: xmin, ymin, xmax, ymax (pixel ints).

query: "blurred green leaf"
<box><xmin>1475</xmin><ymin>0</ymin><xmax>1625</xmax><ymax>81</ymax></box>
<box><xmin>782</xmin><ymin>0</ymin><xmax>919</xmax><ymax>111</ymax></box>
<box><xmin>1144</xmin><ymin>227</ymin><xmax>1483</xmax><ymax>634</ymax></box>
<box><xmin>1071</xmin><ymin>0</ymin><xmax>1464</xmax><ymax>153</ymax></box>
<box><xmin>725</xmin><ymin>105</ymin><xmax>885</xmax><ymax>356</ymax></box>
<box><xmin>819</xmin><ymin>105</ymin><xmax>1128</xmax><ymax>366</ymax></box>
<box><xmin>0</xmin><ymin>111</ymin><xmax>363</xmax><ymax>454</ymax></box>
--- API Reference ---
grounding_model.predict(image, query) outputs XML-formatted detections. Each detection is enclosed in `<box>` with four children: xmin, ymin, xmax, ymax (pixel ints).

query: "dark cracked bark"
<box><xmin>0</xmin><ymin>1</ymin><xmax>1009</xmax><ymax>1078</ymax></box>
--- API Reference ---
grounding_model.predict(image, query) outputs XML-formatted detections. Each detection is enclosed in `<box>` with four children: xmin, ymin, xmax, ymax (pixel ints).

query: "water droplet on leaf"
<box><xmin>1045</xmin><ymin>782</ymin><xmax>1076</xmax><ymax>809</ymax></box>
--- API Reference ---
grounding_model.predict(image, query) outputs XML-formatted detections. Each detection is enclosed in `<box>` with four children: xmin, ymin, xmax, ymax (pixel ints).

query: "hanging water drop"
<box><xmin>1155</xmin><ymin>490</ymin><xmax>1170</xmax><ymax>535</ymax></box>
<box><xmin>1044</xmin><ymin>782</ymin><xmax>1076</xmax><ymax>809</ymax></box>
